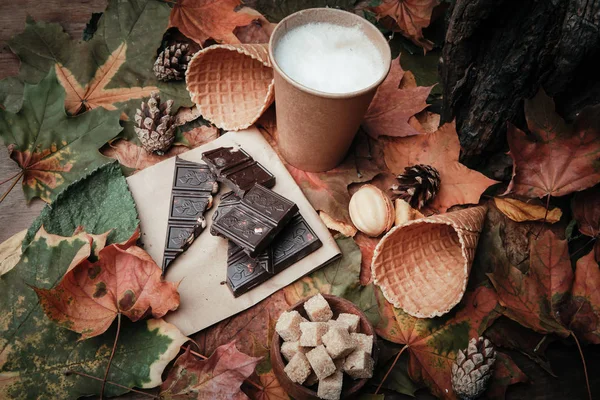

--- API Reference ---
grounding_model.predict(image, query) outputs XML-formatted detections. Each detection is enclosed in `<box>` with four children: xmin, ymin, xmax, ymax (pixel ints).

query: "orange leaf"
<box><xmin>102</xmin><ymin>125</ymin><xmax>218</xmax><ymax>173</ymax></box>
<box><xmin>245</xmin><ymin>371</ymin><xmax>290</xmax><ymax>400</ymax></box>
<box><xmin>363</xmin><ymin>56</ymin><xmax>433</xmax><ymax>139</ymax></box>
<box><xmin>35</xmin><ymin>232</ymin><xmax>180</xmax><ymax>340</ymax></box>
<box><xmin>494</xmin><ymin>197</ymin><xmax>562</xmax><ymax>224</ymax></box>
<box><xmin>487</xmin><ymin>230</ymin><xmax>572</xmax><ymax>337</ymax></box>
<box><xmin>354</xmin><ymin>232</ymin><xmax>379</xmax><ymax>285</ymax></box>
<box><xmin>505</xmin><ymin>89</ymin><xmax>600</xmax><ymax>198</ymax></box>
<box><xmin>370</xmin><ymin>0</ymin><xmax>439</xmax><ymax>50</ymax></box>
<box><xmin>383</xmin><ymin>121</ymin><xmax>498</xmax><ymax>212</ymax></box>
<box><xmin>572</xmin><ymin>186</ymin><xmax>600</xmax><ymax>238</ymax></box>
<box><xmin>569</xmin><ymin>250</ymin><xmax>600</xmax><ymax>344</ymax></box>
<box><xmin>375</xmin><ymin>286</ymin><xmax>505</xmax><ymax>399</ymax></box>
<box><xmin>160</xmin><ymin>342</ymin><xmax>261</xmax><ymax>399</ymax></box>
<box><xmin>55</xmin><ymin>43</ymin><xmax>157</xmax><ymax>115</ymax></box>
<box><xmin>169</xmin><ymin>0</ymin><xmax>257</xmax><ymax>45</ymax></box>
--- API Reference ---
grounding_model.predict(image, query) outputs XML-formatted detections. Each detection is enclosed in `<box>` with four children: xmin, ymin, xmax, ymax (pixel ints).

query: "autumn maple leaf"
<box><xmin>35</xmin><ymin>230</ymin><xmax>180</xmax><ymax>340</ymax></box>
<box><xmin>55</xmin><ymin>43</ymin><xmax>157</xmax><ymax>115</ymax></box>
<box><xmin>0</xmin><ymin>69</ymin><xmax>122</xmax><ymax>203</ymax></box>
<box><xmin>362</xmin><ymin>56</ymin><xmax>433</xmax><ymax>139</ymax></box>
<box><xmin>568</xmin><ymin>250</ymin><xmax>600</xmax><ymax>344</ymax></box>
<box><xmin>370</xmin><ymin>0</ymin><xmax>439</xmax><ymax>51</ymax></box>
<box><xmin>383</xmin><ymin>121</ymin><xmax>498</xmax><ymax>213</ymax></box>
<box><xmin>102</xmin><ymin>125</ymin><xmax>218</xmax><ymax>173</ymax></box>
<box><xmin>169</xmin><ymin>0</ymin><xmax>258</xmax><ymax>45</ymax></box>
<box><xmin>572</xmin><ymin>186</ymin><xmax>600</xmax><ymax>238</ymax></box>
<box><xmin>375</xmin><ymin>285</ymin><xmax>526</xmax><ymax>399</ymax></box>
<box><xmin>487</xmin><ymin>230</ymin><xmax>573</xmax><ymax>337</ymax></box>
<box><xmin>160</xmin><ymin>342</ymin><xmax>261</xmax><ymax>399</ymax></box>
<box><xmin>505</xmin><ymin>89</ymin><xmax>600</xmax><ymax>199</ymax></box>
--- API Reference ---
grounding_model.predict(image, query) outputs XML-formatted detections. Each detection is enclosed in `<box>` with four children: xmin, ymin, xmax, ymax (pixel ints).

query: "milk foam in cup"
<box><xmin>274</xmin><ymin>22</ymin><xmax>386</xmax><ymax>94</ymax></box>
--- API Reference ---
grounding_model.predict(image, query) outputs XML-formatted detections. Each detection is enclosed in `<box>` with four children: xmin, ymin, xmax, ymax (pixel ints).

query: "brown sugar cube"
<box><xmin>305</xmin><ymin>372</ymin><xmax>319</xmax><ymax>387</ymax></box>
<box><xmin>306</xmin><ymin>345</ymin><xmax>336</xmax><ymax>380</ymax></box>
<box><xmin>327</xmin><ymin>320</ymin><xmax>349</xmax><ymax>332</ymax></box>
<box><xmin>284</xmin><ymin>353</ymin><xmax>312</xmax><ymax>384</ymax></box>
<box><xmin>351</xmin><ymin>333</ymin><xmax>373</xmax><ymax>355</ymax></box>
<box><xmin>276</xmin><ymin>310</ymin><xmax>304</xmax><ymax>342</ymax></box>
<box><xmin>304</xmin><ymin>294</ymin><xmax>333</xmax><ymax>322</ymax></box>
<box><xmin>322</xmin><ymin>327</ymin><xmax>355</xmax><ymax>359</ymax></box>
<box><xmin>299</xmin><ymin>321</ymin><xmax>329</xmax><ymax>347</ymax></box>
<box><xmin>336</xmin><ymin>313</ymin><xmax>360</xmax><ymax>332</ymax></box>
<box><xmin>281</xmin><ymin>341</ymin><xmax>307</xmax><ymax>361</ymax></box>
<box><xmin>343</xmin><ymin>350</ymin><xmax>374</xmax><ymax>380</ymax></box>
<box><xmin>317</xmin><ymin>369</ymin><xmax>343</xmax><ymax>400</ymax></box>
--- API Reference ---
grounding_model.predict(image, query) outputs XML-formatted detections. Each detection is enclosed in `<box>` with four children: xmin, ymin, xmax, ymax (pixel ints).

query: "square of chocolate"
<box><xmin>201</xmin><ymin>147</ymin><xmax>252</xmax><ymax>175</ymax></box>
<box><xmin>202</xmin><ymin>147</ymin><xmax>275</xmax><ymax>196</ymax></box>
<box><xmin>169</xmin><ymin>193</ymin><xmax>212</xmax><ymax>222</ymax></box>
<box><xmin>173</xmin><ymin>163</ymin><xmax>219</xmax><ymax>193</ymax></box>
<box><xmin>227</xmin><ymin>243</ymin><xmax>275</xmax><ymax>297</ymax></box>
<box><xmin>212</xmin><ymin>185</ymin><xmax>298</xmax><ymax>257</ymax></box>
<box><xmin>272</xmin><ymin>214</ymin><xmax>322</xmax><ymax>272</ymax></box>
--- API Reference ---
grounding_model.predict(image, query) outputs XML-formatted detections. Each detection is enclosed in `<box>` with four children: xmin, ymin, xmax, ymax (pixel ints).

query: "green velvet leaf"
<box><xmin>24</xmin><ymin>161</ymin><xmax>139</xmax><ymax>249</ymax></box>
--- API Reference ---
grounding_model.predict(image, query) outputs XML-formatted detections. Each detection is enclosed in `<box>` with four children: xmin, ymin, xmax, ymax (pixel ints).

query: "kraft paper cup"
<box><xmin>268</xmin><ymin>8</ymin><xmax>391</xmax><ymax>172</ymax></box>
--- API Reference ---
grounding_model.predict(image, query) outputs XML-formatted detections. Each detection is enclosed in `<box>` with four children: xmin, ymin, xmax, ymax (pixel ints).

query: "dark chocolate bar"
<box><xmin>202</xmin><ymin>147</ymin><xmax>275</xmax><ymax>196</ymax></box>
<box><xmin>212</xmin><ymin>184</ymin><xmax>298</xmax><ymax>257</ymax></box>
<box><xmin>226</xmin><ymin>214</ymin><xmax>322</xmax><ymax>296</ymax></box>
<box><xmin>162</xmin><ymin>157</ymin><xmax>218</xmax><ymax>272</ymax></box>
<box><xmin>210</xmin><ymin>191</ymin><xmax>242</xmax><ymax>236</ymax></box>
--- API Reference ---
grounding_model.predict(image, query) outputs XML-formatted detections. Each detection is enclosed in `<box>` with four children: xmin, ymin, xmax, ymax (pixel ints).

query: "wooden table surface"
<box><xmin>0</xmin><ymin>2</ymin><xmax>598</xmax><ymax>400</ymax></box>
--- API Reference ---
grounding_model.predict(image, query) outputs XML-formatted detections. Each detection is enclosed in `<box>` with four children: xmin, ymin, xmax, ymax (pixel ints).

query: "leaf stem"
<box><xmin>183</xmin><ymin>345</ymin><xmax>264</xmax><ymax>391</ymax></box>
<box><xmin>374</xmin><ymin>344</ymin><xmax>408</xmax><ymax>395</ymax></box>
<box><xmin>66</xmin><ymin>370</ymin><xmax>158</xmax><ymax>399</ymax></box>
<box><xmin>0</xmin><ymin>171</ymin><xmax>23</xmax><ymax>204</ymax></box>
<box><xmin>0</xmin><ymin>171</ymin><xmax>21</xmax><ymax>186</ymax></box>
<box><xmin>101</xmin><ymin>313</ymin><xmax>122</xmax><ymax>400</ymax></box>
<box><xmin>535</xmin><ymin>195</ymin><xmax>551</xmax><ymax>238</ymax></box>
<box><xmin>571</xmin><ymin>331</ymin><xmax>592</xmax><ymax>400</ymax></box>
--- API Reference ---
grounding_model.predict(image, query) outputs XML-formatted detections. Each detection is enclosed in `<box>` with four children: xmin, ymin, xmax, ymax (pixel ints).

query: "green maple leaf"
<box><xmin>0</xmin><ymin>228</ymin><xmax>188</xmax><ymax>399</ymax></box>
<box><xmin>0</xmin><ymin>0</ymin><xmax>193</xmax><ymax>127</ymax></box>
<box><xmin>0</xmin><ymin>69</ymin><xmax>122</xmax><ymax>203</ymax></box>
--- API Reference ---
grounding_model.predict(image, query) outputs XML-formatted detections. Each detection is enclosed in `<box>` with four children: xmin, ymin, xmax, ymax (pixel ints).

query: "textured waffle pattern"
<box><xmin>372</xmin><ymin>206</ymin><xmax>487</xmax><ymax>318</ymax></box>
<box><xmin>186</xmin><ymin>44</ymin><xmax>274</xmax><ymax>131</ymax></box>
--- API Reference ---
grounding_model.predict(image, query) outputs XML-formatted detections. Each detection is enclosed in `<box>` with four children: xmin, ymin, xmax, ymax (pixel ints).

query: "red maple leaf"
<box><xmin>35</xmin><ymin>231</ymin><xmax>180</xmax><ymax>339</ymax></box>
<box><xmin>363</xmin><ymin>56</ymin><xmax>433</xmax><ymax>139</ymax></box>
<box><xmin>505</xmin><ymin>89</ymin><xmax>600</xmax><ymax>198</ymax></box>
<box><xmin>160</xmin><ymin>342</ymin><xmax>261</xmax><ymax>399</ymax></box>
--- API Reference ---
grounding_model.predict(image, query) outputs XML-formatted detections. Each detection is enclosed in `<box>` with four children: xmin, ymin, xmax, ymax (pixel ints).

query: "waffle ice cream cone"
<box><xmin>186</xmin><ymin>44</ymin><xmax>274</xmax><ymax>131</ymax></box>
<box><xmin>372</xmin><ymin>205</ymin><xmax>487</xmax><ymax>318</ymax></box>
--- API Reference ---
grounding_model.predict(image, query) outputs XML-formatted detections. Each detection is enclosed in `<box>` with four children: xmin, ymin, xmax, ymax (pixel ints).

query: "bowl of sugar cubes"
<box><xmin>271</xmin><ymin>293</ymin><xmax>377</xmax><ymax>400</ymax></box>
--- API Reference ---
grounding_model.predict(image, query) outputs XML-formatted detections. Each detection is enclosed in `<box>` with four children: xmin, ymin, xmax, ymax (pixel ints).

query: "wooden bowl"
<box><xmin>271</xmin><ymin>294</ymin><xmax>378</xmax><ymax>400</ymax></box>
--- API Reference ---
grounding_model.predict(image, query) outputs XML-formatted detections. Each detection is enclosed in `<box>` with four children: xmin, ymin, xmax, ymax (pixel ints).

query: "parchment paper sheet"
<box><xmin>126</xmin><ymin>128</ymin><xmax>341</xmax><ymax>335</ymax></box>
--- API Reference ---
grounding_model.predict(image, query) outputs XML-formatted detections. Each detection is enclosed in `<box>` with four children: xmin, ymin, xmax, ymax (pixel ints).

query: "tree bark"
<box><xmin>440</xmin><ymin>0</ymin><xmax>600</xmax><ymax>167</ymax></box>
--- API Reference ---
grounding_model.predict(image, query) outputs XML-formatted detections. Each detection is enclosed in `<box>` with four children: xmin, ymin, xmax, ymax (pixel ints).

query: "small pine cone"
<box><xmin>390</xmin><ymin>164</ymin><xmax>440</xmax><ymax>209</ymax></box>
<box><xmin>153</xmin><ymin>43</ymin><xmax>192</xmax><ymax>82</ymax></box>
<box><xmin>451</xmin><ymin>337</ymin><xmax>496</xmax><ymax>400</ymax></box>
<box><xmin>134</xmin><ymin>92</ymin><xmax>176</xmax><ymax>155</ymax></box>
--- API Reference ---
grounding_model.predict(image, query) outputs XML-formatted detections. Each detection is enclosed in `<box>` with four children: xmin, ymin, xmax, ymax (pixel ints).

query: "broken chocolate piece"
<box><xmin>212</xmin><ymin>184</ymin><xmax>298</xmax><ymax>257</ymax></box>
<box><xmin>272</xmin><ymin>214</ymin><xmax>322</xmax><ymax>272</ymax></box>
<box><xmin>210</xmin><ymin>191</ymin><xmax>241</xmax><ymax>236</ymax></box>
<box><xmin>226</xmin><ymin>213</ymin><xmax>322</xmax><ymax>296</ymax></box>
<box><xmin>202</xmin><ymin>147</ymin><xmax>275</xmax><ymax>196</ymax></box>
<box><xmin>162</xmin><ymin>157</ymin><xmax>218</xmax><ymax>272</ymax></box>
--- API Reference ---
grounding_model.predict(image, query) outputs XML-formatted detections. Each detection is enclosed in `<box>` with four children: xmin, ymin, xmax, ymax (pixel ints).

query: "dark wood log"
<box><xmin>440</xmin><ymin>0</ymin><xmax>600</xmax><ymax>166</ymax></box>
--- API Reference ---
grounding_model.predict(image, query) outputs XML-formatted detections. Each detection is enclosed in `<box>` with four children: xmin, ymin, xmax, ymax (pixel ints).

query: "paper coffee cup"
<box><xmin>268</xmin><ymin>8</ymin><xmax>391</xmax><ymax>172</ymax></box>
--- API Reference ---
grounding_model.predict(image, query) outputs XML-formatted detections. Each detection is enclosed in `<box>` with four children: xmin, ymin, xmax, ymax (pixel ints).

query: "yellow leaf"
<box><xmin>319</xmin><ymin>211</ymin><xmax>357</xmax><ymax>237</ymax></box>
<box><xmin>494</xmin><ymin>197</ymin><xmax>562</xmax><ymax>223</ymax></box>
<box><xmin>55</xmin><ymin>43</ymin><xmax>158</xmax><ymax>115</ymax></box>
<box><xmin>0</xmin><ymin>230</ymin><xmax>26</xmax><ymax>276</ymax></box>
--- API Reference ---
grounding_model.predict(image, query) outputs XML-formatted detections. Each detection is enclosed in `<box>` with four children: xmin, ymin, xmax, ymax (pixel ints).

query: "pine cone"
<box><xmin>153</xmin><ymin>43</ymin><xmax>192</xmax><ymax>82</ymax></box>
<box><xmin>451</xmin><ymin>337</ymin><xmax>496</xmax><ymax>400</ymax></box>
<box><xmin>134</xmin><ymin>92</ymin><xmax>176</xmax><ymax>155</ymax></box>
<box><xmin>390</xmin><ymin>164</ymin><xmax>440</xmax><ymax>209</ymax></box>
